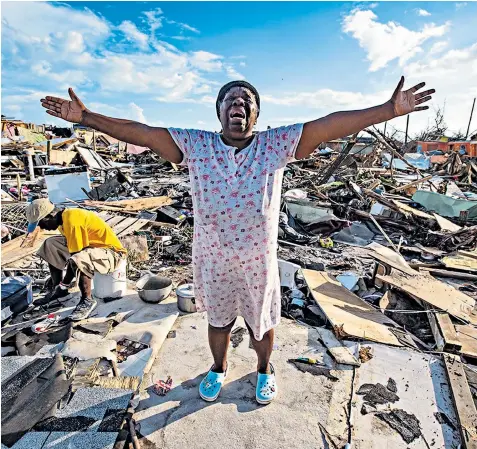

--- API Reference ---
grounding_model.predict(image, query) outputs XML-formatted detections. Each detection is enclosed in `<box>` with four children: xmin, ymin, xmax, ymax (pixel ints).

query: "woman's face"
<box><xmin>219</xmin><ymin>86</ymin><xmax>258</xmax><ymax>140</ymax></box>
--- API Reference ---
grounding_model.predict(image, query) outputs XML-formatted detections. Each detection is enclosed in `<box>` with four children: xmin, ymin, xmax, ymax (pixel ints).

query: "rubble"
<box><xmin>2</xmin><ymin>117</ymin><xmax>477</xmax><ymax>448</ymax></box>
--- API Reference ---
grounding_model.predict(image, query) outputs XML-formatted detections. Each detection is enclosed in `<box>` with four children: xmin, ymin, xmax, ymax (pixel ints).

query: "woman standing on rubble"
<box><xmin>41</xmin><ymin>76</ymin><xmax>434</xmax><ymax>404</ymax></box>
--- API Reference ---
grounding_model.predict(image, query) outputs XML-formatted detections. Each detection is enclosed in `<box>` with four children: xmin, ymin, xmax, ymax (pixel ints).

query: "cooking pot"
<box><xmin>176</xmin><ymin>283</ymin><xmax>197</xmax><ymax>313</ymax></box>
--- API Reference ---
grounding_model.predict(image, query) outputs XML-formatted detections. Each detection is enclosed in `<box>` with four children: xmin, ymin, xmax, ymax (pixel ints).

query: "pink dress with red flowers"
<box><xmin>169</xmin><ymin>124</ymin><xmax>303</xmax><ymax>340</ymax></box>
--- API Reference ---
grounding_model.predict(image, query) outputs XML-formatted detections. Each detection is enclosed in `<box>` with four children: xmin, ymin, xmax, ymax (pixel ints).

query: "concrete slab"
<box><xmin>43</xmin><ymin>431</ymin><xmax>117</xmax><ymax>448</ymax></box>
<box><xmin>55</xmin><ymin>387</ymin><xmax>133</xmax><ymax>420</ymax></box>
<box><xmin>107</xmin><ymin>295</ymin><xmax>179</xmax><ymax>374</ymax></box>
<box><xmin>9</xmin><ymin>432</ymin><xmax>50</xmax><ymax>449</ymax></box>
<box><xmin>1</xmin><ymin>356</ymin><xmax>38</xmax><ymax>382</ymax></box>
<box><xmin>351</xmin><ymin>343</ymin><xmax>461</xmax><ymax>448</ymax></box>
<box><xmin>135</xmin><ymin>313</ymin><xmax>349</xmax><ymax>449</ymax></box>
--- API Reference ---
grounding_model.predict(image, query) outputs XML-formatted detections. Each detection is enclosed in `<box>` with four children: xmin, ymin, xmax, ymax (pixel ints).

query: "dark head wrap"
<box><xmin>216</xmin><ymin>80</ymin><xmax>260</xmax><ymax>119</ymax></box>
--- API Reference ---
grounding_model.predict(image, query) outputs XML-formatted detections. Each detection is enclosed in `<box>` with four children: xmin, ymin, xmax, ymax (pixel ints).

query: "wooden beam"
<box><xmin>443</xmin><ymin>354</ymin><xmax>477</xmax><ymax>449</ymax></box>
<box><xmin>315</xmin><ymin>327</ymin><xmax>361</xmax><ymax>367</ymax></box>
<box><xmin>436</xmin><ymin>313</ymin><xmax>462</xmax><ymax>352</ymax></box>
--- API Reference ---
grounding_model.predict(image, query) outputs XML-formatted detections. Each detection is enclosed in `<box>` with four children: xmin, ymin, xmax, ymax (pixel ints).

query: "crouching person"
<box><xmin>26</xmin><ymin>199</ymin><xmax>126</xmax><ymax>320</ymax></box>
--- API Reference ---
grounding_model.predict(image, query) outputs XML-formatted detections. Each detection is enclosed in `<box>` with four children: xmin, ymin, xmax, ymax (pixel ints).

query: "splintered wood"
<box><xmin>376</xmin><ymin>271</ymin><xmax>477</xmax><ymax>325</ymax></box>
<box><xmin>303</xmin><ymin>270</ymin><xmax>404</xmax><ymax>346</ymax></box>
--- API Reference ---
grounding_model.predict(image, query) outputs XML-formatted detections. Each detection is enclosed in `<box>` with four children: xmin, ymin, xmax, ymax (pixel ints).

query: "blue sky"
<box><xmin>2</xmin><ymin>1</ymin><xmax>477</xmax><ymax>137</ymax></box>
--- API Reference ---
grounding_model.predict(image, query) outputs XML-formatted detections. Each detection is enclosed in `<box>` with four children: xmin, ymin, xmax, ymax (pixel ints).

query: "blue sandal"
<box><xmin>256</xmin><ymin>363</ymin><xmax>277</xmax><ymax>405</ymax></box>
<box><xmin>199</xmin><ymin>365</ymin><xmax>227</xmax><ymax>402</ymax></box>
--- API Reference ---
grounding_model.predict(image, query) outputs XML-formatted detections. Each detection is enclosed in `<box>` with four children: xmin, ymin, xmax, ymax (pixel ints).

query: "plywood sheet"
<box><xmin>303</xmin><ymin>270</ymin><xmax>403</xmax><ymax>346</ymax></box>
<box><xmin>376</xmin><ymin>271</ymin><xmax>477</xmax><ymax>325</ymax></box>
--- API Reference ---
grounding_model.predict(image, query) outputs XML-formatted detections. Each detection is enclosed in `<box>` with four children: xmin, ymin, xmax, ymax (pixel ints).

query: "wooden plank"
<box><xmin>116</xmin><ymin>219</ymin><xmax>149</xmax><ymax>237</ymax></box>
<box><xmin>302</xmin><ymin>270</ymin><xmax>404</xmax><ymax>347</ymax></box>
<box><xmin>84</xmin><ymin>196</ymin><xmax>172</xmax><ymax>212</ymax></box>
<box><xmin>455</xmin><ymin>325</ymin><xmax>477</xmax><ymax>359</ymax></box>
<box><xmin>436</xmin><ymin>313</ymin><xmax>462</xmax><ymax>352</ymax></box>
<box><xmin>391</xmin><ymin>199</ymin><xmax>435</xmax><ymax>220</ymax></box>
<box><xmin>433</xmin><ymin>213</ymin><xmax>462</xmax><ymax>232</ymax></box>
<box><xmin>443</xmin><ymin>354</ymin><xmax>477</xmax><ymax>449</ymax></box>
<box><xmin>367</xmin><ymin>242</ymin><xmax>418</xmax><ymax>276</ymax></box>
<box><xmin>425</xmin><ymin>306</ymin><xmax>446</xmax><ymax>351</ymax></box>
<box><xmin>442</xmin><ymin>251</ymin><xmax>477</xmax><ymax>273</ymax></box>
<box><xmin>315</xmin><ymin>327</ymin><xmax>360</xmax><ymax>366</ymax></box>
<box><xmin>1</xmin><ymin>230</ymin><xmax>59</xmax><ymax>266</ymax></box>
<box><xmin>111</xmin><ymin>217</ymin><xmax>138</xmax><ymax>235</ymax></box>
<box><xmin>376</xmin><ymin>271</ymin><xmax>477</xmax><ymax>325</ymax></box>
<box><xmin>105</xmin><ymin>215</ymin><xmax>128</xmax><ymax>229</ymax></box>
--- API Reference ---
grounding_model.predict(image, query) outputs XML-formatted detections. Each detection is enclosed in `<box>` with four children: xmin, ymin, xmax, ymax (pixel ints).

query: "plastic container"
<box><xmin>176</xmin><ymin>284</ymin><xmax>197</xmax><ymax>313</ymax></box>
<box><xmin>93</xmin><ymin>259</ymin><xmax>127</xmax><ymax>300</ymax></box>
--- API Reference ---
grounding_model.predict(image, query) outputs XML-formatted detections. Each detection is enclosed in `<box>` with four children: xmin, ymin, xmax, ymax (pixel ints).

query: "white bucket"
<box><xmin>93</xmin><ymin>259</ymin><xmax>127</xmax><ymax>299</ymax></box>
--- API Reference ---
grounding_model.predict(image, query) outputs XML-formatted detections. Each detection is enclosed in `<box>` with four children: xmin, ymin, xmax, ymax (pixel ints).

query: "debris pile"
<box><xmin>1</xmin><ymin>117</ymin><xmax>476</xmax><ymax>447</ymax></box>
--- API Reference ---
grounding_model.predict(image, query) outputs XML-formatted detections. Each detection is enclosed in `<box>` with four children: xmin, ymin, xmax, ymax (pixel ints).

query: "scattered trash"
<box><xmin>375</xmin><ymin>409</ymin><xmax>422</xmax><ymax>444</ymax></box>
<box><xmin>153</xmin><ymin>376</ymin><xmax>173</xmax><ymax>396</ymax></box>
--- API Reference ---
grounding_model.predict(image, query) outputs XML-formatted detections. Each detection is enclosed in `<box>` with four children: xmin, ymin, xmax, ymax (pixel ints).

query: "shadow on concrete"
<box><xmin>138</xmin><ymin>371</ymin><xmax>262</xmax><ymax>438</ymax></box>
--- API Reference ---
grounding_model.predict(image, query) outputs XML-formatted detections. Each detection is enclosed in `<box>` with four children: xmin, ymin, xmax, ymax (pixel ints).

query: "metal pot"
<box><xmin>136</xmin><ymin>274</ymin><xmax>172</xmax><ymax>303</ymax></box>
<box><xmin>176</xmin><ymin>284</ymin><xmax>196</xmax><ymax>313</ymax></box>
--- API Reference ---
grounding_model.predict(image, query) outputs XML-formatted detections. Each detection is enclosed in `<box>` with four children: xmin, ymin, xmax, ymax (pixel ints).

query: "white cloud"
<box><xmin>262</xmin><ymin>88</ymin><xmax>385</xmax><ymax>110</ymax></box>
<box><xmin>128</xmin><ymin>102</ymin><xmax>147</xmax><ymax>122</ymax></box>
<box><xmin>224</xmin><ymin>65</ymin><xmax>244</xmax><ymax>80</ymax></box>
<box><xmin>189</xmin><ymin>51</ymin><xmax>223</xmax><ymax>72</ymax></box>
<box><xmin>65</xmin><ymin>31</ymin><xmax>85</xmax><ymax>53</ymax></box>
<box><xmin>179</xmin><ymin>23</ymin><xmax>199</xmax><ymax>34</ymax></box>
<box><xmin>118</xmin><ymin>20</ymin><xmax>149</xmax><ymax>50</ymax></box>
<box><xmin>342</xmin><ymin>9</ymin><xmax>450</xmax><ymax>71</ymax></box>
<box><xmin>429</xmin><ymin>41</ymin><xmax>448</xmax><ymax>54</ymax></box>
<box><xmin>416</xmin><ymin>8</ymin><xmax>431</xmax><ymax>17</ymax></box>
<box><xmin>143</xmin><ymin>8</ymin><xmax>164</xmax><ymax>35</ymax></box>
<box><xmin>239</xmin><ymin>61</ymin><xmax>246</xmax><ymax>67</ymax></box>
<box><xmin>455</xmin><ymin>3</ymin><xmax>467</xmax><ymax>9</ymax></box>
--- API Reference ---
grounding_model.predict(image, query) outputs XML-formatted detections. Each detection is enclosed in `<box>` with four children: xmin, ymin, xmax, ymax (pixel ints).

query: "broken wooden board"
<box><xmin>455</xmin><ymin>325</ymin><xmax>477</xmax><ymax>359</ymax></box>
<box><xmin>85</xmin><ymin>196</ymin><xmax>172</xmax><ymax>212</ymax></box>
<box><xmin>315</xmin><ymin>327</ymin><xmax>360</xmax><ymax>366</ymax></box>
<box><xmin>76</xmin><ymin>147</ymin><xmax>113</xmax><ymax>169</ymax></box>
<box><xmin>443</xmin><ymin>354</ymin><xmax>477</xmax><ymax>449</ymax></box>
<box><xmin>433</xmin><ymin>213</ymin><xmax>462</xmax><ymax>232</ymax></box>
<box><xmin>442</xmin><ymin>250</ymin><xmax>477</xmax><ymax>273</ymax></box>
<box><xmin>100</xmin><ymin>213</ymin><xmax>150</xmax><ymax>237</ymax></box>
<box><xmin>366</xmin><ymin>242</ymin><xmax>418</xmax><ymax>276</ymax></box>
<box><xmin>376</xmin><ymin>271</ymin><xmax>477</xmax><ymax>325</ymax></box>
<box><xmin>49</xmin><ymin>149</ymin><xmax>77</xmax><ymax>166</ymax></box>
<box><xmin>303</xmin><ymin>270</ymin><xmax>404</xmax><ymax>346</ymax></box>
<box><xmin>1</xmin><ymin>230</ymin><xmax>60</xmax><ymax>266</ymax></box>
<box><xmin>425</xmin><ymin>307</ymin><xmax>462</xmax><ymax>353</ymax></box>
<box><xmin>391</xmin><ymin>199</ymin><xmax>435</xmax><ymax>220</ymax></box>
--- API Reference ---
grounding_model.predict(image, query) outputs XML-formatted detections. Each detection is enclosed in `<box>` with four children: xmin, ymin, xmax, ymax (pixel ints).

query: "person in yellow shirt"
<box><xmin>25</xmin><ymin>198</ymin><xmax>126</xmax><ymax>321</ymax></box>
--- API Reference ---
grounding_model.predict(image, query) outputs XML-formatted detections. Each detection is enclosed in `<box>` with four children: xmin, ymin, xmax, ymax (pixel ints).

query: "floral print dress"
<box><xmin>169</xmin><ymin>124</ymin><xmax>303</xmax><ymax>340</ymax></box>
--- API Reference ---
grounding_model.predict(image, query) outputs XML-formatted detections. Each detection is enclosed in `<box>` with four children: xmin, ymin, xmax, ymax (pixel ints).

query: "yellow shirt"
<box><xmin>59</xmin><ymin>209</ymin><xmax>125</xmax><ymax>254</ymax></box>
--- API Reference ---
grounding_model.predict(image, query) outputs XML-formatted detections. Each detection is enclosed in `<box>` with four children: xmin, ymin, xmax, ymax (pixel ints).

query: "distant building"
<box><xmin>417</xmin><ymin>140</ymin><xmax>477</xmax><ymax>157</ymax></box>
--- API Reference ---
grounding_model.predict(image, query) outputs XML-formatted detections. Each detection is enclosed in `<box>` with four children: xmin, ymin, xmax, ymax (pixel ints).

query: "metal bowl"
<box><xmin>136</xmin><ymin>275</ymin><xmax>173</xmax><ymax>303</ymax></box>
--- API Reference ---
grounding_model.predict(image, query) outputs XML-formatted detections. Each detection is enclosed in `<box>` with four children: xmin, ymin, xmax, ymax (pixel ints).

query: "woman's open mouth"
<box><xmin>229</xmin><ymin>108</ymin><xmax>246</xmax><ymax>124</ymax></box>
